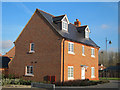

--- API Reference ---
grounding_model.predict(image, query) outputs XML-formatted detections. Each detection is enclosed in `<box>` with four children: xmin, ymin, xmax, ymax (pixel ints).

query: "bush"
<box><xmin>1</xmin><ymin>78</ymin><xmax>32</xmax><ymax>86</ymax></box>
<box><xmin>55</xmin><ymin>79</ymin><xmax>109</xmax><ymax>86</ymax></box>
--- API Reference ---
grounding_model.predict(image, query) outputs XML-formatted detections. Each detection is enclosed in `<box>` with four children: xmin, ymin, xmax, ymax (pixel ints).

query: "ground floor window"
<box><xmin>91</xmin><ymin>67</ymin><xmax>95</xmax><ymax>78</ymax></box>
<box><xmin>68</xmin><ymin>66</ymin><xmax>74</xmax><ymax>80</ymax></box>
<box><xmin>25</xmin><ymin>66</ymin><xmax>33</xmax><ymax>75</ymax></box>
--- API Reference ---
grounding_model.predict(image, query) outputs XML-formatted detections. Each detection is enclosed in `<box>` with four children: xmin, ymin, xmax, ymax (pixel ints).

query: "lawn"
<box><xmin>99</xmin><ymin>77</ymin><xmax>120</xmax><ymax>80</ymax></box>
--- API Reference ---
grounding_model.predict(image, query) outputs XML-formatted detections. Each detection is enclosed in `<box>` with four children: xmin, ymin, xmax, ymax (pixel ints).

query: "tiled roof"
<box><xmin>4</xmin><ymin>47</ymin><xmax>15</xmax><ymax>58</ymax></box>
<box><xmin>37</xmin><ymin>9</ymin><xmax>100</xmax><ymax>48</ymax></box>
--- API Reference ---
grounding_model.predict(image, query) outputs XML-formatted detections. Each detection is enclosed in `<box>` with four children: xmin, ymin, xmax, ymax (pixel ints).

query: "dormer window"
<box><xmin>62</xmin><ymin>21</ymin><xmax>68</xmax><ymax>31</ymax></box>
<box><xmin>61</xmin><ymin>15</ymin><xmax>69</xmax><ymax>32</ymax></box>
<box><xmin>85</xmin><ymin>27</ymin><xmax>90</xmax><ymax>39</ymax></box>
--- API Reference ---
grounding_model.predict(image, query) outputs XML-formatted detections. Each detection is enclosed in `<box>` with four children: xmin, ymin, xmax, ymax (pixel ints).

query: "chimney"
<box><xmin>74</xmin><ymin>19</ymin><xmax>81</xmax><ymax>26</ymax></box>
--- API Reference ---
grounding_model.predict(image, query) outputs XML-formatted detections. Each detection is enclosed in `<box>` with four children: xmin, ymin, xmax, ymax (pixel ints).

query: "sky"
<box><xmin>1</xmin><ymin>2</ymin><xmax>118</xmax><ymax>54</ymax></box>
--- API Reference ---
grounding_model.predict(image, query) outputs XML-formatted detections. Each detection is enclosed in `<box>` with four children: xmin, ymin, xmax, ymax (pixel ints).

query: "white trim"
<box><xmin>68</xmin><ymin>42</ymin><xmax>74</xmax><ymax>54</ymax></box>
<box><xmin>61</xmin><ymin>15</ymin><xmax>69</xmax><ymax>24</ymax></box>
<box><xmin>25</xmin><ymin>66</ymin><xmax>34</xmax><ymax>76</ymax></box>
<box><xmin>91</xmin><ymin>48</ymin><xmax>95</xmax><ymax>57</ymax></box>
<box><xmin>85</xmin><ymin>25</ymin><xmax>90</xmax><ymax>32</ymax></box>
<box><xmin>68</xmin><ymin>66</ymin><xmax>74</xmax><ymax>80</ymax></box>
<box><xmin>29</xmin><ymin>43</ymin><xmax>35</xmax><ymax>53</ymax></box>
<box><xmin>91</xmin><ymin>67</ymin><xmax>95</xmax><ymax>78</ymax></box>
<box><xmin>68</xmin><ymin>51</ymin><xmax>75</xmax><ymax>55</ymax></box>
<box><xmin>25</xmin><ymin>74</ymin><xmax>34</xmax><ymax>77</ymax></box>
<box><xmin>82</xmin><ymin>45</ymin><xmax>85</xmax><ymax>56</ymax></box>
<box><xmin>62</xmin><ymin>21</ymin><xmax>68</xmax><ymax>32</ymax></box>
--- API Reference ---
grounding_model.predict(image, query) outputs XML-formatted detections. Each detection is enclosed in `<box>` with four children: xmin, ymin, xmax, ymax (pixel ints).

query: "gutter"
<box><xmin>62</xmin><ymin>38</ymin><xmax>65</xmax><ymax>82</ymax></box>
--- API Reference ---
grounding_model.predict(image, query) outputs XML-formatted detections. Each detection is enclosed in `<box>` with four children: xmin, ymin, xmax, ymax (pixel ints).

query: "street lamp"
<box><xmin>105</xmin><ymin>37</ymin><xmax>112</xmax><ymax>79</ymax></box>
<box><xmin>106</xmin><ymin>37</ymin><xmax>112</xmax><ymax>52</ymax></box>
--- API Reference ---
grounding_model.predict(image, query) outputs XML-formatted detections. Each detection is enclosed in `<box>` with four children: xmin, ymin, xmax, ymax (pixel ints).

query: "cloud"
<box><xmin>20</xmin><ymin>3</ymin><xmax>33</xmax><ymax>15</ymax></box>
<box><xmin>101</xmin><ymin>24</ymin><xmax>110</xmax><ymax>29</ymax></box>
<box><xmin>0</xmin><ymin>40</ymin><xmax>13</xmax><ymax>49</ymax></box>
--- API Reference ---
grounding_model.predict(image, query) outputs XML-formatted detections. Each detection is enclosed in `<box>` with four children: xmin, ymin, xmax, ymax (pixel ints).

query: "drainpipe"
<box><xmin>62</xmin><ymin>38</ymin><xmax>65</xmax><ymax>83</ymax></box>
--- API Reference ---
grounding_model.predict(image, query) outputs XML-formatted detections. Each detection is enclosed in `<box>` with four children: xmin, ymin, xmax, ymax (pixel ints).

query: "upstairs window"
<box><xmin>62</xmin><ymin>21</ymin><xmax>68</xmax><ymax>31</ymax></box>
<box><xmin>29</xmin><ymin>43</ymin><xmax>35</xmax><ymax>53</ymax></box>
<box><xmin>68</xmin><ymin>42</ymin><xmax>74</xmax><ymax>54</ymax></box>
<box><xmin>82</xmin><ymin>45</ymin><xmax>85</xmax><ymax>56</ymax></box>
<box><xmin>25</xmin><ymin>66</ymin><xmax>34</xmax><ymax>76</ymax></box>
<box><xmin>91</xmin><ymin>48</ymin><xmax>95</xmax><ymax>57</ymax></box>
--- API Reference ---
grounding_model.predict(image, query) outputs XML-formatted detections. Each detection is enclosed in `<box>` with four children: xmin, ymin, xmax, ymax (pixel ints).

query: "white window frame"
<box><xmin>91</xmin><ymin>48</ymin><xmax>95</xmax><ymax>57</ymax></box>
<box><xmin>68</xmin><ymin>66</ymin><xmax>74</xmax><ymax>80</ymax></box>
<box><xmin>82</xmin><ymin>45</ymin><xmax>85</xmax><ymax>56</ymax></box>
<box><xmin>25</xmin><ymin>66</ymin><xmax>34</xmax><ymax>76</ymax></box>
<box><xmin>91</xmin><ymin>67</ymin><xmax>95</xmax><ymax>78</ymax></box>
<box><xmin>62</xmin><ymin>21</ymin><xmax>68</xmax><ymax>32</ymax></box>
<box><xmin>29</xmin><ymin>43</ymin><xmax>35</xmax><ymax>53</ymax></box>
<box><xmin>68</xmin><ymin>42</ymin><xmax>75</xmax><ymax>55</ymax></box>
<box><xmin>85</xmin><ymin>28</ymin><xmax>89</xmax><ymax>38</ymax></box>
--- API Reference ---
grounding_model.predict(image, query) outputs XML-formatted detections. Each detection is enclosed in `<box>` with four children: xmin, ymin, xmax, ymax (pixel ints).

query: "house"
<box><xmin>0</xmin><ymin>47</ymin><xmax>15</xmax><ymax>76</ymax></box>
<box><xmin>0</xmin><ymin>56</ymin><xmax>11</xmax><ymax>76</ymax></box>
<box><xmin>98</xmin><ymin>64</ymin><xmax>106</xmax><ymax>71</ymax></box>
<box><xmin>9</xmin><ymin>9</ymin><xmax>100</xmax><ymax>82</ymax></box>
<box><xmin>102</xmin><ymin>64</ymin><xmax>120</xmax><ymax>78</ymax></box>
<box><xmin>4</xmin><ymin>46</ymin><xmax>15</xmax><ymax>60</ymax></box>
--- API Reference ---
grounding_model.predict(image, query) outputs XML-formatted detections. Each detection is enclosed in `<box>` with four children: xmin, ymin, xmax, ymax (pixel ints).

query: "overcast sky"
<box><xmin>1</xmin><ymin>2</ymin><xmax>118</xmax><ymax>54</ymax></box>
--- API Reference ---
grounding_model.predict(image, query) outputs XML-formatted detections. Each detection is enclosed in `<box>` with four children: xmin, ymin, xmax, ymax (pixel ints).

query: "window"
<box><xmin>68</xmin><ymin>66</ymin><xmax>74</xmax><ymax>80</ymax></box>
<box><xmin>68</xmin><ymin>42</ymin><xmax>74</xmax><ymax>54</ymax></box>
<box><xmin>62</xmin><ymin>21</ymin><xmax>68</xmax><ymax>31</ymax></box>
<box><xmin>85</xmin><ymin>28</ymin><xmax>89</xmax><ymax>38</ymax></box>
<box><xmin>29</xmin><ymin>43</ymin><xmax>35</xmax><ymax>53</ymax></box>
<box><xmin>25</xmin><ymin>66</ymin><xmax>34</xmax><ymax>76</ymax></box>
<box><xmin>91</xmin><ymin>67</ymin><xmax>95</xmax><ymax>78</ymax></box>
<box><xmin>91</xmin><ymin>48</ymin><xmax>95</xmax><ymax>57</ymax></box>
<box><xmin>82</xmin><ymin>45</ymin><xmax>85</xmax><ymax>56</ymax></box>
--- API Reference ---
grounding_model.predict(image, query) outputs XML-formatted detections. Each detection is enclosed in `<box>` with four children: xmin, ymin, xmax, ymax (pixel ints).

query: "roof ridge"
<box><xmin>77</xmin><ymin>25</ymin><xmax>88</xmax><ymax>27</ymax></box>
<box><xmin>37</xmin><ymin>8</ymin><xmax>55</xmax><ymax>17</ymax></box>
<box><xmin>54</xmin><ymin>15</ymin><xmax>65</xmax><ymax>18</ymax></box>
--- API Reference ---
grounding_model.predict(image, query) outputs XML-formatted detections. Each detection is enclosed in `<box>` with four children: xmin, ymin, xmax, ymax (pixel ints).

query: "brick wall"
<box><xmin>62</xmin><ymin>40</ymin><xmax>99</xmax><ymax>81</ymax></box>
<box><xmin>9</xmin><ymin>11</ymin><xmax>62</xmax><ymax>82</ymax></box>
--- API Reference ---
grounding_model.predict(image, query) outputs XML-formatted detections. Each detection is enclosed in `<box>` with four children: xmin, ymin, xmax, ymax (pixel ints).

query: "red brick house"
<box><xmin>9</xmin><ymin>9</ymin><xmax>100</xmax><ymax>82</ymax></box>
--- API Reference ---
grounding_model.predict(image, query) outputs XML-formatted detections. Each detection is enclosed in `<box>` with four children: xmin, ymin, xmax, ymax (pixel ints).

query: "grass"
<box><xmin>99</xmin><ymin>77</ymin><xmax>120</xmax><ymax>80</ymax></box>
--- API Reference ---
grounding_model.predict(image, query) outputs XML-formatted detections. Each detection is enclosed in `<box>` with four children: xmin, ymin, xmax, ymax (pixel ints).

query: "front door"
<box><xmin>81</xmin><ymin>67</ymin><xmax>85</xmax><ymax>79</ymax></box>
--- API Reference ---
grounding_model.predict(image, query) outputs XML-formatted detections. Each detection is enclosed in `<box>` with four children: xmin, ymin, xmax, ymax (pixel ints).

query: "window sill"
<box><xmin>29</xmin><ymin>51</ymin><xmax>35</xmax><ymax>53</ymax></box>
<box><xmin>68</xmin><ymin>77</ymin><xmax>74</xmax><ymax>80</ymax></box>
<box><xmin>91</xmin><ymin>55</ymin><xmax>95</xmax><ymax>58</ymax></box>
<box><xmin>25</xmin><ymin>74</ymin><xmax>34</xmax><ymax>77</ymax></box>
<box><xmin>91</xmin><ymin>76</ymin><xmax>95</xmax><ymax>78</ymax></box>
<box><xmin>82</xmin><ymin>54</ymin><xmax>85</xmax><ymax>56</ymax></box>
<box><xmin>68</xmin><ymin>51</ymin><xmax>75</xmax><ymax>55</ymax></box>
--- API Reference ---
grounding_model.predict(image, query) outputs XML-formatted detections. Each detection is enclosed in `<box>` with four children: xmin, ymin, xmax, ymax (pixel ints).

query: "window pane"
<box><xmin>82</xmin><ymin>46</ymin><xmax>84</xmax><ymax>54</ymax></box>
<box><xmin>27</xmin><ymin>66</ymin><xmax>29</xmax><ymax>73</ymax></box>
<box><xmin>31</xmin><ymin>43</ymin><xmax>34</xmax><ymax>51</ymax></box>
<box><xmin>30</xmin><ymin>66</ymin><xmax>33</xmax><ymax>74</ymax></box>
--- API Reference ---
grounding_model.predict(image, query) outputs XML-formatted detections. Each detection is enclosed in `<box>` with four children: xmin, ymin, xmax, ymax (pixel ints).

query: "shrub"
<box><xmin>8</xmin><ymin>74</ymin><xmax>15</xmax><ymax>79</ymax></box>
<box><xmin>55</xmin><ymin>79</ymin><xmax>109</xmax><ymax>86</ymax></box>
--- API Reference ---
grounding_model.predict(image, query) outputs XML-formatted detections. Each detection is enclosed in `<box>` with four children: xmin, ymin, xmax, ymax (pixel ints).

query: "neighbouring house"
<box><xmin>9</xmin><ymin>9</ymin><xmax>100</xmax><ymax>82</ymax></box>
<box><xmin>0</xmin><ymin>56</ymin><xmax>11</xmax><ymax>76</ymax></box>
<box><xmin>101</xmin><ymin>64</ymin><xmax>120</xmax><ymax>78</ymax></box>
<box><xmin>4</xmin><ymin>46</ymin><xmax>15</xmax><ymax>60</ymax></box>
<box><xmin>98</xmin><ymin>64</ymin><xmax>106</xmax><ymax>71</ymax></box>
<box><xmin>0</xmin><ymin>47</ymin><xmax>15</xmax><ymax>76</ymax></box>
